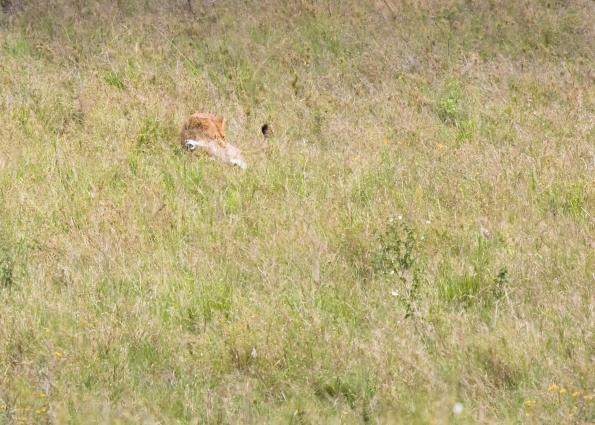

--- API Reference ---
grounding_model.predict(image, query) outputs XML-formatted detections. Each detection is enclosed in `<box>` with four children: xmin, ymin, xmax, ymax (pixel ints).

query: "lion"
<box><xmin>180</xmin><ymin>112</ymin><xmax>247</xmax><ymax>170</ymax></box>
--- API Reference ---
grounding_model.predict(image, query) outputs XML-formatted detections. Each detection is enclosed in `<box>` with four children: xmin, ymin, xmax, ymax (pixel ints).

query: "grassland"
<box><xmin>0</xmin><ymin>1</ymin><xmax>593</xmax><ymax>423</ymax></box>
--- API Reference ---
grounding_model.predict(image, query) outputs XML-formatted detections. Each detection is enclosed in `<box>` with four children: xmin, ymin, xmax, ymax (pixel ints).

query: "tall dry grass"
<box><xmin>0</xmin><ymin>0</ymin><xmax>593</xmax><ymax>423</ymax></box>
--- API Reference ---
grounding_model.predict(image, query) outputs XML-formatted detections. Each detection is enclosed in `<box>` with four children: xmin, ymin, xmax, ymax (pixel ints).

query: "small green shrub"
<box><xmin>373</xmin><ymin>218</ymin><xmax>424</xmax><ymax>318</ymax></box>
<box><xmin>437</xmin><ymin>79</ymin><xmax>476</xmax><ymax>143</ymax></box>
<box><xmin>373</xmin><ymin>219</ymin><xmax>417</xmax><ymax>273</ymax></box>
<box><xmin>492</xmin><ymin>267</ymin><xmax>509</xmax><ymax>300</ymax></box>
<box><xmin>437</xmin><ymin>80</ymin><xmax>467</xmax><ymax>126</ymax></box>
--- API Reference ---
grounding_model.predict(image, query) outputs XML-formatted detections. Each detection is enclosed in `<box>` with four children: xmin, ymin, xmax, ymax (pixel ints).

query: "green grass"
<box><xmin>0</xmin><ymin>0</ymin><xmax>594</xmax><ymax>423</ymax></box>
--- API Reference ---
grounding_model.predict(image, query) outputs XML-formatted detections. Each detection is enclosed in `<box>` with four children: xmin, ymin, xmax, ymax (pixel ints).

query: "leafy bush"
<box><xmin>373</xmin><ymin>218</ymin><xmax>424</xmax><ymax>318</ymax></box>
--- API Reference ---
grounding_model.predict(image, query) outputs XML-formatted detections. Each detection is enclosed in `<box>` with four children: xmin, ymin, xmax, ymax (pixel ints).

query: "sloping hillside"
<box><xmin>0</xmin><ymin>1</ymin><xmax>593</xmax><ymax>423</ymax></box>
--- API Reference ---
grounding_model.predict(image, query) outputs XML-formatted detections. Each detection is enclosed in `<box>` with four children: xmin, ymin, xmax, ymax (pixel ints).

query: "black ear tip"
<box><xmin>261</xmin><ymin>123</ymin><xmax>270</xmax><ymax>137</ymax></box>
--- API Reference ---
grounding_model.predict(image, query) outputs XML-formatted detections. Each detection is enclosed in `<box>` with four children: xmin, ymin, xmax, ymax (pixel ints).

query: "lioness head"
<box><xmin>180</xmin><ymin>112</ymin><xmax>226</xmax><ymax>145</ymax></box>
<box><xmin>180</xmin><ymin>112</ymin><xmax>247</xmax><ymax>170</ymax></box>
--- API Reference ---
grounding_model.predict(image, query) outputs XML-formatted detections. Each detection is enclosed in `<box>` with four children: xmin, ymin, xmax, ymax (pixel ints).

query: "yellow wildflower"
<box><xmin>547</xmin><ymin>384</ymin><xmax>559</xmax><ymax>392</ymax></box>
<box><xmin>571</xmin><ymin>391</ymin><xmax>580</xmax><ymax>397</ymax></box>
<box><xmin>523</xmin><ymin>399</ymin><xmax>536</xmax><ymax>407</ymax></box>
<box><xmin>583</xmin><ymin>394</ymin><xmax>593</xmax><ymax>401</ymax></box>
<box><xmin>53</xmin><ymin>351</ymin><xmax>62</xmax><ymax>359</ymax></box>
<box><xmin>559</xmin><ymin>388</ymin><xmax>567</xmax><ymax>394</ymax></box>
<box><xmin>384</xmin><ymin>139</ymin><xmax>389</xmax><ymax>145</ymax></box>
<box><xmin>436</xmin><ymin>143</ymin><xmax>446</xmax><ymax>150</ymax></box>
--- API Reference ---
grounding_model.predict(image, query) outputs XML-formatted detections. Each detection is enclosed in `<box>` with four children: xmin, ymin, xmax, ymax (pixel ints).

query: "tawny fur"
<box><xmin>180</xmin><ymin>112</ymin><xmax>247</xmax><ymax>169</ymax></box>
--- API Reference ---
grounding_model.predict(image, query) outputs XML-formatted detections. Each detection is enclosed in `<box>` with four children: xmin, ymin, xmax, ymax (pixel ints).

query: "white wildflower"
<box><xmin>453</xmin><ymin>403</ymin><xmax>463</xmax><ymax>415</ymax></box>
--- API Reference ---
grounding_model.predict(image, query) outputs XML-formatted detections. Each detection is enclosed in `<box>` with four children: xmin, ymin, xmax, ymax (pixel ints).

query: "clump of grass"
<box><xmin>0</xmin><ymin>246</ymin><xmax>14</xmax><ymax>289</ymax></box>
<box><xmin>474</xmin><ymin>345</ymin><xmax>523</xmax><ymax>390</ymax></box>
<box><xmin>314</xmin><ymin>371</ymin><xmax>377</xmax><ymax>416</ymax></box>
<box><xmin>2</xmin><ymin>33</ymin><xmax>39</xmax><ymax>59</ymax></box>
<box><xmin>439</xmin><ymin>232</ymin><xmax>510</xmax><ymax>308</ymax></box>
<box><xmin>135</xmin><ymin>116</ymin><xmax>168</xmax><ymax>150</ymax></box>
<box><xmin>541</xmin><ymin>179</ymin><xmax>588</xmax><ymax>219</ymax></box>
<box><xmin>436</xmin><ymin>78</ymin><xmax>476</xmax><ymax>144</ymax></box>
<box><xmin>437</xmin><ymin>80</ymin><xmax>467</xmax><ymax>126</ymax></box>
<box><xmin>0</xmin><ymin>232</ymin><xmax>21</xmax><ymax>290</ymax></box>
<box><xmin>103</xmin><ymin>70</ymin><xmax>126</xmax><ymax>90</ymax></box>
<box><xmin>439</xmin><ymin>270</ymin><xmax>481</xmax><ymax>305</ymax></box>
